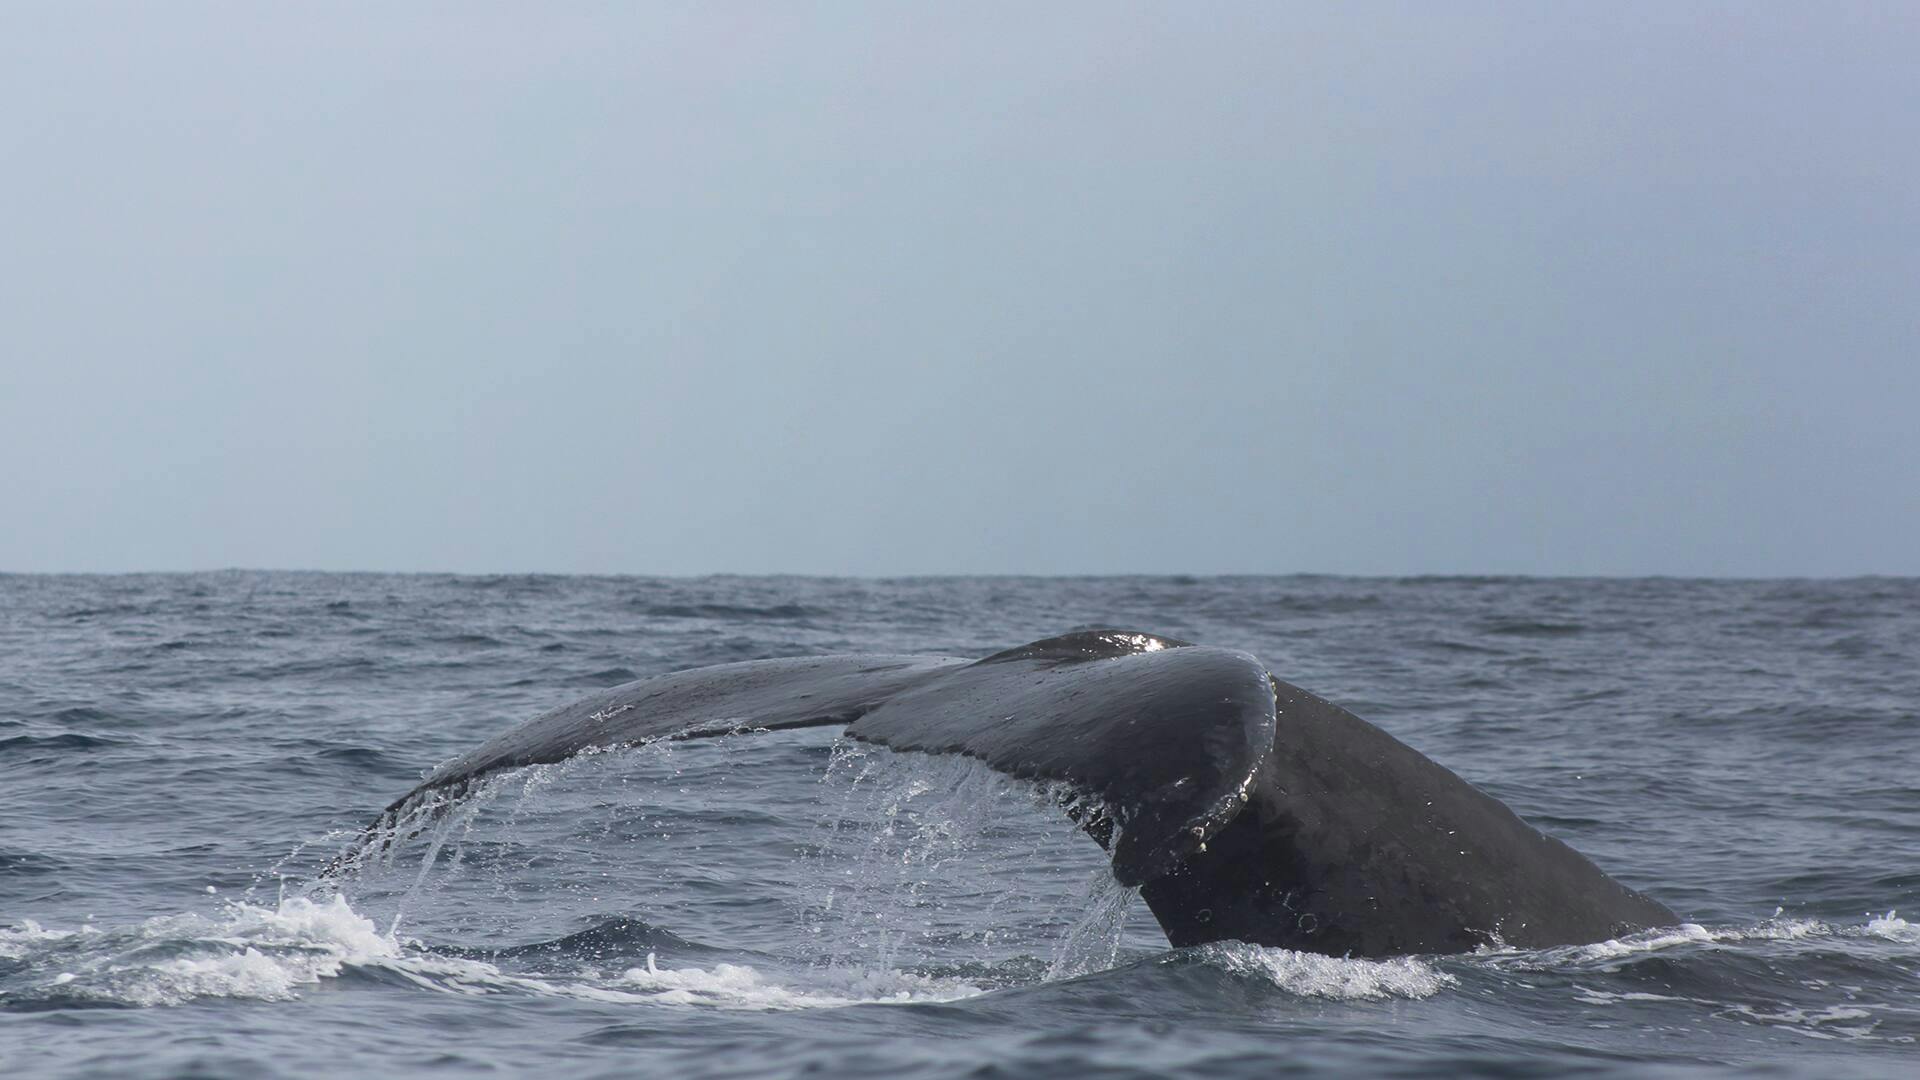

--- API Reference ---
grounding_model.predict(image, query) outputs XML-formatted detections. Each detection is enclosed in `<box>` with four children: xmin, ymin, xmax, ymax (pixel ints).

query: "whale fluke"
<box><xmin>846</xmin><ymin>631</ymin><xmax>1276</xmax><ymax>885</ymax></box>
<box><xmin>336</xmin><ymin>629</ymin><xmax>1676</xmax><ymax>957</ymax></box>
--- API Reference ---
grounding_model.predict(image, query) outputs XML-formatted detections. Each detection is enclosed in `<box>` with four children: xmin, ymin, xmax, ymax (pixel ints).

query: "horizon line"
<box><xmin>2</xmin><ymin>567</ymin><xmax>1914</xmax><ymax>583</ymax></box>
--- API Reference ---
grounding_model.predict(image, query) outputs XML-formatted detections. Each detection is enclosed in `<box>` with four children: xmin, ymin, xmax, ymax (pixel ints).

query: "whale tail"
<box><xmin>320</xmin><ymin>777</ymin><xmax>476</xmax><ymax>878</ymax></box>
<box><xmin>329</xmin><ymin>630</ymin><xmax>1676</xmax><ymax>956</ymax></box>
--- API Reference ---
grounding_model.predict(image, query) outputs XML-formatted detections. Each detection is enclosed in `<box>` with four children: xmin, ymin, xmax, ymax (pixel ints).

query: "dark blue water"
<box><xmin>3</xmin><ymin>573</ymin><xmax>1916</xmax><ymax>1077</ymax></box>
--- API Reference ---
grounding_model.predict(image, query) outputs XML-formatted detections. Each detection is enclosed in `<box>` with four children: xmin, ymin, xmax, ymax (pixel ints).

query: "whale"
<box><xmin>338</xmin><ymin>629</ymin><xmax>1677</xmax><ymax>958</ymax></box>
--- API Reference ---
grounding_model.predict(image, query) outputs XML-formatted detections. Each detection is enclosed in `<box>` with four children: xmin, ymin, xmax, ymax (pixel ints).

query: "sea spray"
<box><xmin>801</xmin><ymin>738</ymin><xmax>1149</xmax><ymax>977</ymax></box>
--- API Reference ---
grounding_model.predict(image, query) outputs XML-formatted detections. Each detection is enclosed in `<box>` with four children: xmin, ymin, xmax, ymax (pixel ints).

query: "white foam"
<box><xmin>1196</xmin><ymin>942</ymin><xmax>1454</xmax><ymax>1000</ymax></box>
<box><xmin>1718</xmin><ymin>1002</ymin><xmax>1885</xmax><ymax>1041</ymax></box>
<box><xmin>2</xmin><ymin>896</ymin><xmax>403</xmax><ymax>1006</ymax></box>
<box><xmin>220</xmin><ymin>894</ymin><xmax>400</xmax><ymax>960</ymax></box>
<box><xmin>1559</xmin><ymin>922</ymin><xmax>1717</xmax><ymax>961</ymax></box>
<box><xmin>1492</xmin><ymin>915</ymin><xmax>1844</xmax><ymax>970</ymax></box>
<box><xmin>131</xmin><ymin>947</ymin><xmax>319</xmax><ymax>1005</ymax></box>
<box><xmin>0</xmin><ymin>918</ymin><xmax>76</xmax><ymax>959</ymax></box>
<box><xmin>1570</xmin><ymin>988</ymin><xmax>1695</xmax><ymax>1006</ymax></box>
<box><xmin>6</xmin><ymin>894</ymin><xmax>993</xmax><ymax>1012</ymax></box>
<box><xmin>609</xmin><ymin>954</ymin><xmax>972</xmax><ymax>1010</ymax></box>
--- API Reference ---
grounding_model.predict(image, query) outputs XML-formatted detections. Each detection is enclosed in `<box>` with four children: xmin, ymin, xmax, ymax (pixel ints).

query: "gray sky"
<box><xmin>3</xmin><ymin>3</ymin><xmax>1914</xmax><ymax>576</ymax></box>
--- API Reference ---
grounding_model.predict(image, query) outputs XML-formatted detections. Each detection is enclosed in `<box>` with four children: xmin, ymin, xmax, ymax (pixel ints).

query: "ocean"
<box><xmin>2</xmin><ymin>572</ymin><xmax>1915</xmax><ymax>1077</ymax></box>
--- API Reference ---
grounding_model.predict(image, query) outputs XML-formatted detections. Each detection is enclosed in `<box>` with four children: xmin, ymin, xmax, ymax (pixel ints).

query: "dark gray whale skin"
<box><xmin>348</xmin><ymin>629</ymin><xmax>1675</xmax><ymax>958</ymax></box>
<box><xmin>1139</xmin><ymin>678</ymin><xmax>1675</xmax><ymax>954</ymax></box>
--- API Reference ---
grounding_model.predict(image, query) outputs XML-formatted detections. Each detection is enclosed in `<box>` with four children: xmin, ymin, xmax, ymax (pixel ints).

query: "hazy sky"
<box><xmin>3</xmin><ymin>3</ymin><xmax>1914</xmax><ymax>576</ymax></box>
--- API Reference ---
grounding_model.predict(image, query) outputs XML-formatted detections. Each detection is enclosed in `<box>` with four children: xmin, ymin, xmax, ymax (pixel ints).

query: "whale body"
<box><xmin>343</xmin><ymin>629</ymin><xmax>1676</xmax><ymax>957</ymax></box>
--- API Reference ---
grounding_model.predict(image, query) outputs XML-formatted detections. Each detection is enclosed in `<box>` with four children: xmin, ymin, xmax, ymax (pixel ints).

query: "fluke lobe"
<box><xmin>344</xmin><ymin>630</ymin><xmax>1676</xmax><ymax>958</ymax></box>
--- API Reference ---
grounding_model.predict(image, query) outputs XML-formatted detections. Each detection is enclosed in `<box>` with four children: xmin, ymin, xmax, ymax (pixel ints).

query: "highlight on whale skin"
<box><xmin>335</xmin><ymin>629</ymin><xmax>1678</xmax><ymax>958</ymax></box>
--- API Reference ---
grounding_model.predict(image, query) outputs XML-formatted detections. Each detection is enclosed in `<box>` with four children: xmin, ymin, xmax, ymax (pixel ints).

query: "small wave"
<box><xmin>639</xmin><ymin>603</ymin><xmax>820</xmax><ymax>621</ymax></box>
<box><xmin>53</xmin><ymin>605</ymin><xmax>148</xmax><ymax>620</ymax></box>
<box><xmin>0</xmin><ymin>849</ymin><xmax>67</xmax><ymax>880</ymax></box>
<box><xmin>1423</xmin><ymin>638</ymin><xmax>1510</xmax><ymax>656</ymax></box>
<box><xmin>575</xmin><ymin>667</ymin><xmax>641</xmax><ymax>685</ymax></box>
<box><xmin>1265</xmin><ymin>594</ymin><xmax>1385</xmax><ymax>615</ymax></box>
<box><xmin>1188</xmin><ymin>941</ymin><xmax>1454</xmax><ymax>1000</ymax></box>
<box><xmin>314</xmin><ymin>746</ymin><xmax>402</xmax><ymax>770</ymax></box>
<box><xmin>430</xmin><ymin>633</ymin><xmax>507</xmax><ymax>648</ymax></box>
<box><xmin>47</xmin><ymin>706</ymin><xmax>118</xmax><ymax>725</ymax></box>
<box><xmin>0</xmin><ymin>732</ymin><xmax>127</xmax><ymax>754</ymax></box>
<box><xmin>451</xmin><ymin>574</ymin><xmax>564</xmax><ymax>593</ymax></box>
<box><xmin>1478</xmin><ymin>618</ymin><xmax>1586</xmax><ymax>637</ymax></box>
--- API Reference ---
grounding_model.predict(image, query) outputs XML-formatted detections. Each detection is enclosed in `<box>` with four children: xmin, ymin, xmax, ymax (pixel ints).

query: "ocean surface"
<box><xmin>1</xmin><ymin>572</ymin><xmax>1916</xmax><ymax>1078</ymax></box>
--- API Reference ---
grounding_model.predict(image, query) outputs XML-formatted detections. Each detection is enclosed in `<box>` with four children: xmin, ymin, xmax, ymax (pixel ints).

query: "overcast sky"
<box><xmin>2</xmin><ymin>3</ymin><xmax>1913</xmax><ymax>576</ymax></box>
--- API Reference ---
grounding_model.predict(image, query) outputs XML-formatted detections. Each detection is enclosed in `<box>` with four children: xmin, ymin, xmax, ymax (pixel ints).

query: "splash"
<box><xmin>0</xmin><ymin>918</ymin><xmax>81</xmax><ymax>960</ymax></box>
<box><xmin>799</xmin><ymin>738</ymin><xmax>1146</xmax><ymax>977</ymax></box>
<box><xmin>0</xmin><ymin>893</ymin><xmax>986</xmax><ymax>1012</ymax></box>
<box><xmin>1864</xmin><ymin>910</ymin><xmax>1914</xmax><ymax>943</ymax></box>
<box><xmin>2</xmin><ymin>896</ymin><xmax>397</xmax><ymax>1007</ymax></box>
<box><xmin>1046</xmin><ymin>868</ymin><xmax>1139</xmax><ymax>979</ymax></box>
<box><xmin>1192</xmin><ymin>941</ymin><xmax>1455</xmax><ymax>1000</ymax></box>
<box><xmin>230</xmin><ymin>733</ymin><xmax>1142</xmax><ymax>1010</ymax></box>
